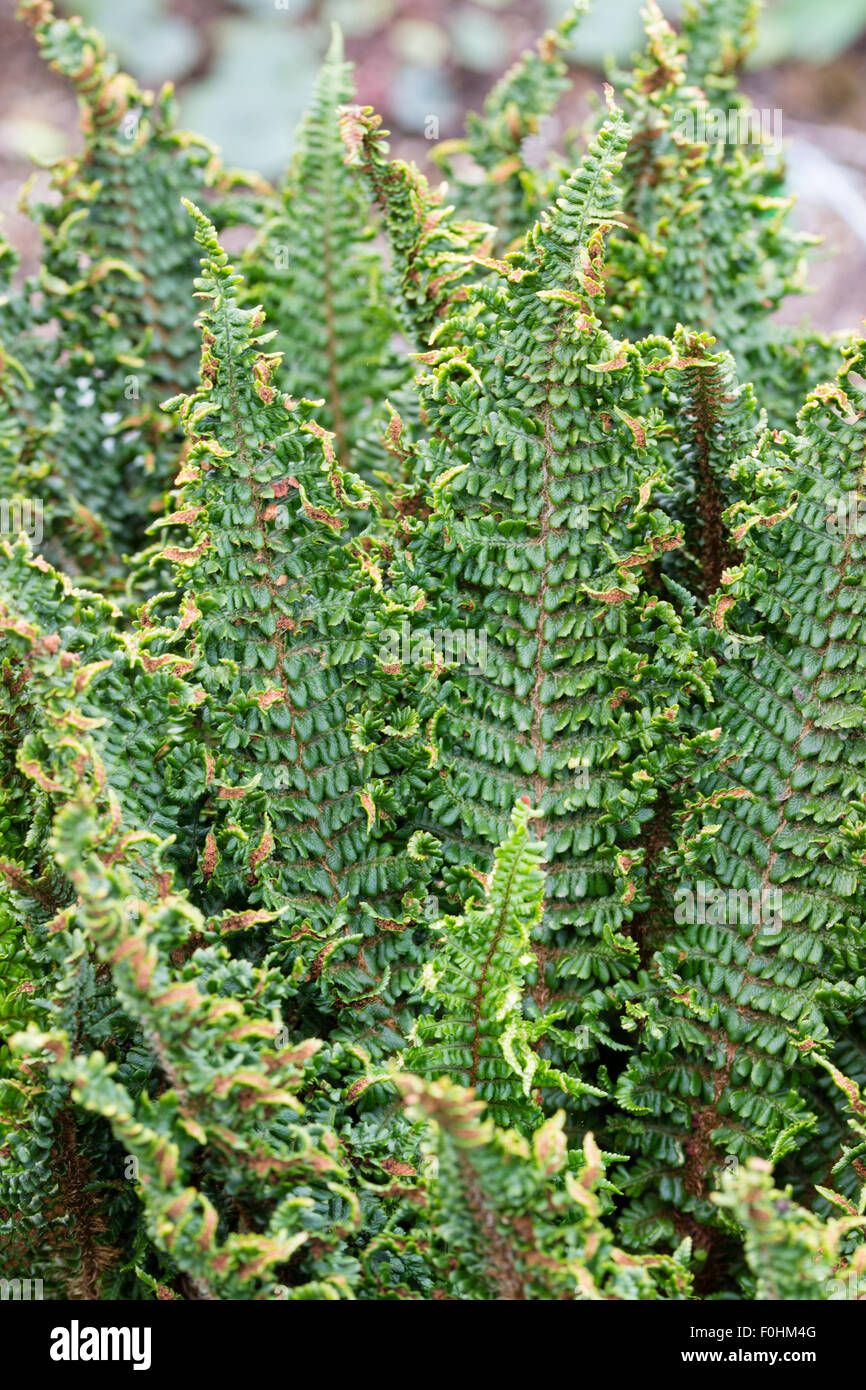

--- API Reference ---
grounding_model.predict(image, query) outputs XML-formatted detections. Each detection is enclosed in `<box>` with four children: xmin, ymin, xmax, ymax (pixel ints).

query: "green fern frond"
<box><xmin>406</xmin><ymin>799</ymin><xmax>605</xmax><ymax>1127</ymax></box>
<box><xmin>682</xmin><ymin>0</ymin><xmax>761</xmax><ymax>92</ymax></box>
<box><xmin>613</xmin><ymin>340</ymin><xmax>866</xmax><ymax>1237</ymax></box>
<box><xmin>240</xmin><ymin>27</ymin><xmax>405</xmax><ymax>483</ymax></box>
<box><xmin>9</xmin><ymin>0</ymin><xmax>255</xmax><ymax>587</ymax></box>
<box><xmin>712</xmin><ymin>1155</ymin><xmax>865</xmax><ymax>1299</ymax></box>
<box><xmin>431</xmin><ymin>1</ymin><xmax>588</xmax><ymax>254</ymax></box>
<box><xmin>393</xmin><ymin>106</ymin><xmax>718</xmax><ymax>1100</ymax></box>
<box><xmin>602</xmin><ymin>0</ymin><xmax>814</xmax><ymax>422</ymax></box>
<box><xmin>339</xmin><ymin>104</ymin><xmax>495</xmax><ymax>347</ymax></box>
<box><xmin>157</xmin><ymin>203</ymin><xmax>436</xmax><ymax>1048</ymax></box>
<box><xmin>396</xmin><ymin>1074</ymin><xmax>693</xmax><ymax>1299</ymax></box>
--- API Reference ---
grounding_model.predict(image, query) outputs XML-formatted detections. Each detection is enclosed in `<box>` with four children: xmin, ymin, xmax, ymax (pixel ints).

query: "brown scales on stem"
<box><xmin>625</xmin><ymin>787</ymin><xmax>672</xmax><ymax>970</ymax></box>
<box><xmin>677</xmin><ymin>346</ymin><xmax>743</xmax><ymax>597</ymax></box>
<box><xmin>49</xmin><ymin>1109</ymin><xmax>119</xmax><ymax>1299</ymax></box>
<box><xmin>460</xmin><ymin>1157</ymin><xmax>527</xmax><ymax>1300</ymax></box>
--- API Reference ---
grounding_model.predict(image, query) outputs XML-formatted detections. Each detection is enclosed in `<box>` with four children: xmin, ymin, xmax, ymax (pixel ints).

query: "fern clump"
<box><xmin>2</xmin><ymin>0</ymin><xmax>866</xmax><ymax>1306</ymax></box>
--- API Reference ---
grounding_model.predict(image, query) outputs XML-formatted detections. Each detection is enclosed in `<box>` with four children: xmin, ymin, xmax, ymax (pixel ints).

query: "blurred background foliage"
<box><xmin>3</xmin><ymin>0</ymin><xmax>866</xmax><ymax>169</ymax></box>
<box><xmin>1</xmin><ymin>0</ymin><xmax>866</xmax><ymax>328</ymax></box>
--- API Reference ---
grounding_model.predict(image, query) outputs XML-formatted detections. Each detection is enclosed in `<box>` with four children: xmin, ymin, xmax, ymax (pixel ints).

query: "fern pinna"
<box><xmin>2</xmin><ymin>0</ymin><xmax>866</xmax><ymax>1303</ymax></box>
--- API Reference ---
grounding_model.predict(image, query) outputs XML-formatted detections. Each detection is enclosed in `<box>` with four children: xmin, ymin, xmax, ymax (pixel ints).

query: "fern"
<box><xmin>712</xmin><ymin>1154</ymin><xmax>866</xmax><ymax>1299</ymax></box>
<box><xmin>601</xmin><ymin>2</ymin><xmax>810</xmax><ymax>413</ymax></box>
<box><xmin>613</xmin><ymin>344</ymin><xmax>866</xmax><ymax>1245</ymax></box>
<box><xmin>156</xmin><ymin>204</ymin><xmax>437</xmax><ymax>1054</ymax></box>
<box><xmin>240</xmin><ymin>27</ymin><xmax>405</xmax><ymax>484</ymax></box>
<box><xmin>6</xmin><ymin>0</ymin><xmax>259</xmax><ymax>588</ymax></box>
<box><xmin>406</xmin><ymin>799</ymin><xmax>604</xmax><ymax>1127</ymax></box>
<box><xmin>3</xmin><ymin>0</ymin><xmax>866</xmax><ymax>1305</ymax></box>
<box><xmin>430</xmin><ymin>1</ymin><xmax>589</xmax><ymax>254</ymax></box>
<box><xmin>681</xmin><ymin>0</ymin><xmax>761</xmax><ymax>92</ymax></box>
<box><xmin>339</xmin><ymin>104</ymin><xmax>494</xmax><ymax>347</ymax></box>
<box><xmin>395</xmin><ymin>1074</ymin><xmax>693</xmax><ymax>1300</ymax></box>
<box><xmin>366</xmin><ymin>103</ymin><xmax>718</xmax><ymax>1114</ymax></box>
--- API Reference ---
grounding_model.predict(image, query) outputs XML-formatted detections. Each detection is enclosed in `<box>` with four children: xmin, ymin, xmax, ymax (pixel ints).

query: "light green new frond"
<box><xmin>407</xmin><ymin>800</ymin><xmax>604</xmax><ymax>1127</ymax></box>
<box><xmin>712</xmin><ymin>1156</ymin><xmax>865</xmax><ymax>1300</ymax></box>
<box><xmin>744</xmin><ymin>327</ymin><xmax>850</xmax><ymax>435</ymax></box>
<box><xmin>807</xmin><ymin>1048</ymin><xmax>866</xmax><ymax>1217</ymax></box>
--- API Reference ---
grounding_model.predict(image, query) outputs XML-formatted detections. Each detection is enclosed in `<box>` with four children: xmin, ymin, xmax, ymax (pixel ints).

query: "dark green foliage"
<box><xmin>2</xmin><ymin>0</ymin><xmax>865</xmax><ymax>1303</ymax></box>
<box><xmin>613</xmin><ymin>346</ymin><xmax>866</xmax><ymax>1244</ymax></box>
<box><xmin>156</xmin><ymin>204</ymin><xmax>434</xmax><ymax>1050</ymax></box>
<box><xmin>387</xmin><ymin>108</ymin><xmax>719</xmax><ymax>1121</ymax></box>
